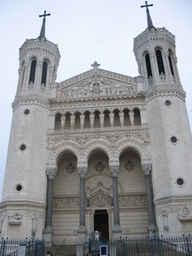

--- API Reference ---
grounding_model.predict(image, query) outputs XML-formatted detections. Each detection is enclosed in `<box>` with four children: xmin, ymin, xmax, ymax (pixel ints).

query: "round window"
<box><xmin>20</xmin><ymin>144</ymin><xmax>26</xmax><ymax>151</ymax></box>
<box><xmin>177</xmin><ymin>178</ymin><xmax>184</xmax><ymax>186</ymax></box>
<box><xmin>24</xmin><ymin>109</ymin><xmax>30</xmax><ymax>115</ymax></box>
<box><xmin>16</xmin><ymin>184</ymin><xmax>22</xmax><ymax>191</ymax></box>
<box><xmin>171</xmin><ymin>136</ymin><xmax>177</xmax><ymax>143</ymax></box>
<box><xmin>165</xmin><ymin>100</ymin><xmax>171</xmax><ymax>106</ymax></box>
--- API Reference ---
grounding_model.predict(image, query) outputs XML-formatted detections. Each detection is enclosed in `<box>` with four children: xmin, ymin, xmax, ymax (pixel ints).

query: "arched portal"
<box><xmin>52</xmin><ymin>150</ymin><xmax>80</xmax><ymax>245</ymax></box>
<box><xmin>118</xmin><ymin>148</ymin><xmax>149</xmax><ymax>237</ymax></box>
<box><xmin>86</xmin><ymin>149</ymin><xmax>112</xmax><ymax>240</ymax></box>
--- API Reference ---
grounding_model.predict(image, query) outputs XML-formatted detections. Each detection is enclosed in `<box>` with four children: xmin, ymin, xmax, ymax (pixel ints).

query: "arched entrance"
<box><xmin>94</xmin><ymin>210</ymin><xmax>109</xmax><ymax>241</ymax></box>
<box><xmin>118</xmin><ymin>147</ymin><xmax>149</xmax><ymax>237</ymax></box>
<box><xmin>86</xmin><ymin>149</ymin><xmax>112</xmax><ymax>239</ymax></box>
<box><xmin>52</xmin><ymin>150</ymin><xmax>79</xmax><ymax>245</ymax></box>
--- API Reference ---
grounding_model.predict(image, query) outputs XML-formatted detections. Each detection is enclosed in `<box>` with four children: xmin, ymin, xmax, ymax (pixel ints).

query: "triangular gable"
<box><xmin>55</xmin><ymin>68</ymin><xmax>141</xmax><ymax>100</ymax></box>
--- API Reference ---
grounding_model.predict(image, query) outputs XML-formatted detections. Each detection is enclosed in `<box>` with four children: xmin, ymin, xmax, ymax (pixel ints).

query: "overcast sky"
<box><xmin>0</xmin><ymin>0</ymin><xmax>192</xmax><ymax>199</ymax></box>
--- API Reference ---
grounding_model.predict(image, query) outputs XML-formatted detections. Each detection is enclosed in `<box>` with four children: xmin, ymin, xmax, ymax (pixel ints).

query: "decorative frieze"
<box><xmin>53</xmin><ymin>197</ymin><xmax>80</xmax><ymax>209</ymax></box>
<box><xmin>8</xmin><ymin>213</ymin><xmax>22</xmax><ymax>226</ymax></box>
<box><xmin>119</xmin><ymin>194</ymin><xmax>147</xmax><ymax>208</ymax></box>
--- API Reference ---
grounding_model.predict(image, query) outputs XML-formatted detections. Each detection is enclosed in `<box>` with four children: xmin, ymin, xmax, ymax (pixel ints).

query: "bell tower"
<box><xmin>16</xmin><ymin>11</ymin><xmax>60</xmax><ymax>96</ymax></box>
<box><xmin>1</xmin><ymin>11</ymin><xmax>60</xmax><ymax>239</ymax></box>
<box><xmin>134</xmin><ymin>2</ymin><xmax>192</xmax><ymax>236</ymax></box>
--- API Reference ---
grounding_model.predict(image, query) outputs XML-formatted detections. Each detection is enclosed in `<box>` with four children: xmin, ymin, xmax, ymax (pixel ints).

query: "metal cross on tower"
<box><xmin>39</xmin><ymin>10</ymin><xmax>51</xmax><ymax>21</ymax></box>
<box><xmin>39</xmin><ymin>10</ymin><xmax>51</xmax><ymax>38</ymax></box>
<box><xmin>141</xmin><ymin>1</ymin><xmax>154</xmax><ymax>29</ymax></box>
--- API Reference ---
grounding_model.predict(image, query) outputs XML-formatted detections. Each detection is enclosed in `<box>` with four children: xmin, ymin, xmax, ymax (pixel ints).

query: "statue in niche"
<box><xmin>93</xmin><ymin>83</ymin><xmax>100</xmax><ymax>94</ymax></box>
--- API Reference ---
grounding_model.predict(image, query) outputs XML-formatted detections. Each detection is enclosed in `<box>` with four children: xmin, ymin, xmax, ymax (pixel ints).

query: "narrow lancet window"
<box><xmin>145</xmin><ymin>53</ymin><xmax>152</xmax><ymax>78</ymax></box>
<box><xmin>29</xmin><ymin>59</ymin><xmax>36</xmax><ymax>84</ymax></box>
<box><xmin>41</xmin><ymin>61</ymin><xmax>48</xmax><ymax>86</ymax></box>
<box><xmin>168</xmin><ymin>52</ymin><xmax>174</xmax><ymax>75</ymax></box>
<box><xmin>156</xmin><ymin>50</ymin><xmax>165</xmax><ymax>74</ymax></box>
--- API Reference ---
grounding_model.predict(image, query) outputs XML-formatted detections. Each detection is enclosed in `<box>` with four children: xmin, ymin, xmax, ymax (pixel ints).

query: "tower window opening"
<box><xmin>29</xmin><ymin>59</ymin><xmax>36</xmax><ymax>84</ymax></box>
<box><xmin>156</xmin><ymin>50</ymin><xmax>165</xmax><ymax>75</ymax></box>
<box><xmin>145</xmin><ymin>53</ymin><xmax>152</xmax><ymax>78</ymax></box>
<box><xmin>21</xmin><ymin>66</ymin><xmax>25</xmax><ymax>90</ymax></box>
<box><xmin>41</xmin><ymin>61</ymin><xmax>48</xmax><ymax>86</ymax></box>
<box><xmin>168</xmin><ymin>52</ymin><xmax>174</xmax><ymax>75</ymax></box>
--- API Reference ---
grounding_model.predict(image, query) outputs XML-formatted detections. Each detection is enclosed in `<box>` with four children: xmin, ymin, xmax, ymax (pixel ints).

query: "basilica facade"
<box><xmin>1</xmin><ymin>9</ymin><xmax>192</xmax><ymax>248</ymax></box>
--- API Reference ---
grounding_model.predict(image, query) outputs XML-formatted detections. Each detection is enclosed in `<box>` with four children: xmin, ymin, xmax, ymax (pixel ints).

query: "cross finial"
<box><xmin>141</xmin><ymin>1</ymin><xmax>154</xmax><ymax>29</ymax></box>
<box><xmin>91</xmin><ymin>61</ymin><xmax>100</xmax><ymax>70</ymax></box>
<box><xmin>38</xmin><ymin>10</ymin><xmax>51</xmax><ymax>38</ymax></box>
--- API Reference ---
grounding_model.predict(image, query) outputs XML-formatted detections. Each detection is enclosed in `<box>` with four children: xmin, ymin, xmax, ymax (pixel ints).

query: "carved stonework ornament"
<box><xmin>8</xmin><ymin>213</ymin><xmax>22</xmax><ymax>226</ymax></box>
<box><xmin>95</xmin><ymin>162</ymin><xmax>105</xmax><ymax>173</ymax></box>
<box><xmin>119</xmin><ymin>195</ymin><xmax>147</xmax><ymax>208</ymax></box>
<box><xmin>46</xmin><ymin>168</ymin><xmax>57</xmax><ymax>179</ymax></box>
<box><xmin>66</xmin><ymin>163</ymin><xmax>75</xmax><ymax>174</ymax></box>
<box><xmin>124</xmin><ymin>160</ymin><xmax>134</xmax><ymax>172</ymax></box>
<box><xmin>90</xmin><ymin>190</ymin><xmax>111</xmax><ymax>207</ymax></box>
<box><xmin>142</xmin><ymin>164</ymin><xmax>152</xmax><ymax>176</ymax></box>
<box><xmin>78</xmin><ymin>167</ymin><xmax>87</xmax><ymax>178</ymax></box>
<box><xmin>178</xmin><ymin>206</ymin><xmax>192</xmax><ymax>222</ymax></box>
<box><xmin>110</xmin><ymin>166</ymin><xmax>119</xmax><ymax>177</ymax></box>
<box><xmin>53</xmin><ymin>197</ymin><xmax>80</xmax><ymax>209</ymax></box>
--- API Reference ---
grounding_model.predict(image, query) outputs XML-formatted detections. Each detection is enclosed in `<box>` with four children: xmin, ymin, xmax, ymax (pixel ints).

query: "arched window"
<box><xmin>156</xmin><ymin>50</ymin><xmax>165</xmax><ymax>74</ymax></box>
<box><xmin>55</xmin><ymin>113</ymin><xmax>62</xmax><ymax>130</ymax></box>
<box><xmin>168</xmin><ymin>51</ymin><xmax>174</xmax><ymax>75</ymax></box>
<box><xmin>20</xmin><ymin>61</ymin><xmax>25</xmax><ymax>90</ymax></box>
<box><xmin>133</xmin><ymin>108</ymin><xmax>141</xmax><ymax>125</ymax></box>
<box><xmin>41</xmin><ymin>61</ymin><xmax>48</xmax><ymax>86</ymax></box>
<box><xmin>145</xmin><ymin>53</ymin><xmax>152</xmax><ymax>78</ymax></box>
<box><xmin>29</xmin><ymin>59</ymin><xmax>36</xmax><ymax>84</ymax></box>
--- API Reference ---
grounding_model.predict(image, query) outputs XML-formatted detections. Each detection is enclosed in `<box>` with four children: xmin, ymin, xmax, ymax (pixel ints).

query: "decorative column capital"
<box><xmin>78</xmin><ymin>167</ymin><xmax>88</xmax><ymax>178</ymax></box>
<box><xmin>46</xmin><ymin>167</ymin><xmax>57</xmax><ymax>179</ymax></box>
<box><xmin>110</xmin><ymin>166</ymin><xmax>119</xmax><ymax>177</ymax></box>
<box><xmin>142</xmin><ymin>164</ymin><xmax>152</xmax><ymax>176</ymax></box>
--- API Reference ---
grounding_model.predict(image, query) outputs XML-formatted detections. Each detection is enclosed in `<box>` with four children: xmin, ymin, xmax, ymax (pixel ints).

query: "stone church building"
<box><xmin>1</xmin><ymin>6</ymin><xmax>192</xmax><ymax>248</ymax></box>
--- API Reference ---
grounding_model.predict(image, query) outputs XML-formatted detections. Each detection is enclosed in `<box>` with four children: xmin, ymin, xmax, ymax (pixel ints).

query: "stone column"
<box><xmin>164</xmin><ymin>51</ymin><xmax>172</xmax><ymax>82</ymax></box>
<box><xmin>80</xmin><ymin>113</ymin><xmax>85</xmax><ymax>129</ymax></box>
<box><xmin>99</xmin><ymin>112</ymin><xmax>105</xmax><ymax>128</ymax></box>
<box><xmin>77</xmin><ymin>167</ymin><xmax>87</xmax><ymax>242</ymax></box>
<box><xmin>119</xmin><ymin>111</ymin><xmax>124</xmax><ymax>127</ymax></box>
<box><xmin>150</xmin><ymin>52</ymin><xmax>159</xmax><ymax>82</ymax></box>
<box><xmin>35</xmin><ymin>60</ymin><xmax>43</xmax><ymax>90</ymax></box>
<box><xmin>90</xmin><ymin>113</ymin><xmax>95</xmax><ymax>129</ymax></box>
<box><xmin>109</xmin><ymin>112</ymin><xmax>114</xmax><ymax>128</ymax></box>
<box><xmin>110</xmin><ymin>166</ymin><xmax>122</xmax><ymax>239</ymax></box>
<box><xmin>140</xmin><ymin>107</ymin><xmax>147</xmax><ymax>125</ymax></box>
<box><xmin>61</xmin><ymin>115</ymin><xmax>66</xmax><ymax>129</ymax></box>
<box><xmin>43</xmin><ymin>167</ymin><xmax>57</xmax><ymax>247</ymax></box>
<box><xmin>129</xmin><ymin>111</ymin><xmax>134</xmax><ymax>126</ymax></box>
<box><xmin>49</xmin><ymin>113</ymin><xmax>55</xmax><ymax>130</ymax></box>
<box><xmin>70</xmin><ymin>114</ymin><xmax>75</xmax><ymax>130</ymax></box>
<box><xmin>142</xmin><ymin>164</ymin><xmax>156</xmax><ymax>237</ymax></box>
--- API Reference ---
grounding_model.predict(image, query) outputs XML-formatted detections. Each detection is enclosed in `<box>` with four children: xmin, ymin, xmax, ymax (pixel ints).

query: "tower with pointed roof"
<box><xmin>1</xmin><ymin>4</ymin><xmax>192</xmax><ymax>251</ymax></box>
<box><xmin>134</xmin><ymin>3</ymin><xmax>192</xmax><ymax>236</ymax></box>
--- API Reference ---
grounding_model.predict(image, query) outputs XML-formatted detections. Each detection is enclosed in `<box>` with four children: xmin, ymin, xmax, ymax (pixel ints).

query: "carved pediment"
<box><xmin>90</xmin><ymin>189</ymin><xmax>111</xmax><ymax>207</ymax></box>
<box><xmin>55</xmin><ymin>69</ymin><xmax>138</xmax><ymax>100</ymax></box>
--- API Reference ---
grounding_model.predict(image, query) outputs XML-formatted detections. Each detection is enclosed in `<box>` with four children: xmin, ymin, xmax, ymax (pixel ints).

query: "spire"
<box><xmin>38</xmin><ymin>10</ymin><xmax>51</xmax><ymax>38</ymax></box>
<box><xmin>141</xmin><ymin>1</ymin><xmax>154</xmax><ymax>29</ymax></box>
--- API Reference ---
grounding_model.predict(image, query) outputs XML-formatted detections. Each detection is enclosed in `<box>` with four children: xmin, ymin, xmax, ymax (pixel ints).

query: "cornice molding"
<box><xmin>0</xmin><ymin>200</ymin><xmax>46</xmax><ymax>209</ymax></box>
<box><xmin>12</xmin><ymin>95</ymin><xmax>49</xmax><ymax>111</ymax></box>
<box><xmin>145</xmin><ymin>87</ymin><xmax>186</xmax><ymax>102</ymax></box>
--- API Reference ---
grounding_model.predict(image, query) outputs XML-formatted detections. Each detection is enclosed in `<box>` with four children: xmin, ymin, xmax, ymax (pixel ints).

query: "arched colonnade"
<box><xmin>44</xmin><ymin>140</ymin><xmax>156</xmax><ymax>243</ymax></box>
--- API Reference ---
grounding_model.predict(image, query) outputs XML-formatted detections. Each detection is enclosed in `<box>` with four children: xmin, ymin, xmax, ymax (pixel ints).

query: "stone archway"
<box><xmin>52</xmin><ymin>150</ymin><xmax>80</xmax><ymax>245</ymax></box>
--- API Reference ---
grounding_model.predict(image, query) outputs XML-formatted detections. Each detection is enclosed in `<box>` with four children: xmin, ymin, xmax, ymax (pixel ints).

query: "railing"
<box><xmin>0</xmin><ymin>237</ymin><xmax>44</xmax><ymax>256</ymax></box>
<box><xmin>54</xmin><ymin>239</ymin><xmax>65</xmax><ymax>256</ymax></box>
<box><xmin>89</xmin><ymin>234</ymin><xmax>192</xmax><ymax>256</ymax></box>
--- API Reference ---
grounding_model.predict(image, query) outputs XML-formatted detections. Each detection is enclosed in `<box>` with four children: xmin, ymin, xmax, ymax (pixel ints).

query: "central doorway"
<box><xmin>94</xmin><ymin>210</ymin><xmax>109</xmax><ymax>242</ymax></box>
